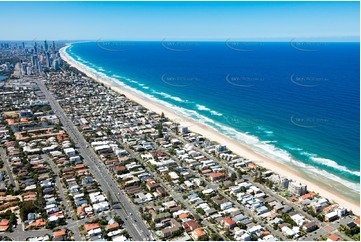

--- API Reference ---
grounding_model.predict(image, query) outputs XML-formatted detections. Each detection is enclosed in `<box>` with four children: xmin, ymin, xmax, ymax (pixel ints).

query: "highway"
<box><xmin>35</xmin><ymin>79</ymin><xmax>151</xmax><ymax>241</ymax></box>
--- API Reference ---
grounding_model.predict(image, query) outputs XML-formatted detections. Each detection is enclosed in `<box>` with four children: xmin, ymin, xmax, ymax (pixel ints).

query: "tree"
<box><xmin>307</xmin><ymin>207</ymin><xmax>316</xmax><ymax>217</ymax></box>
<box><xmin>265</xmin><ymin>179</ymin><xmax>274</xmax><ymax>188</ymax></box>
<box><xmin>282</xmin><ymin>213</ymin><xmax>297</xmax><ymax>226</ymax></box>
<box><xmin>230</xmin><ymin>172</ymin><xmax>236</xmax><ymax>182</ymax></box>
<box><xmin>238</xmin><ymin>222</ymin><xmax>247</xmax><ymax>229</ymax></box>
<box><xmin>9</xmin><ymin>213</ymin><xmax>16</xmax><ymax>229</ymax></box>
<box><xmin>107</xmin><ymin>191</ymin><xmax>114</xmax><ymax>207</ymax></box>
<box><xmin>6</xmin><ymin>184</ymin><xmax>14</xmax><ymax>196</ymax></box>
<box><xmin>175</xmin><ymin>123</ymin><xmax>179</xmax><ymax>135</ymax></box>
<box><xmin>210</xmin><ymin>233</ymin><xmax>223</xmax><ymax>241</ymax></box>
<box><xmin>198</xmin><ymin>235</ymin><xmax>209</xmax><ymax>241</ymax></box>
<box><xmin>317</xmin><ymin>214</ymin><xmax>324</xmax><ymax>222</ymax></box>
<box><xmin>114</xmin><ymin>215</ymin><xmax>123</xmax><ymax>224</ymax></box>
<box><xmin>157</xmin><ymin>124</ymin><xmax>163</xmax><ymax>138</ymax></box>
<box><xmin>254</xmin><ymin>171</ymin><xmax>263</xmax><ymax>183</ymax></box>
<box><xmin>196</xmin><ymin>208</ymin><xmax>205</xmax><ymax>215</ymax></box>
<box><xmin>240</xmin><ymin>186</ymin><xmax>246</xmax><ymax>193</ymax></box>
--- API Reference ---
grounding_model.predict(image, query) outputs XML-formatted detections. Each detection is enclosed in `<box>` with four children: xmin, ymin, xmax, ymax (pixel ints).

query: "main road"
<box><xmin>36</xmin><ymin>79</ymin><xmax>151</xmax><ymax>241</ymax></box>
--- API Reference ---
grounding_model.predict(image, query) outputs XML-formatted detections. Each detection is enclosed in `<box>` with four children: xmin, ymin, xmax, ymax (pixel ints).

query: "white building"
<box><xmin>178</xmin><ymin>126</ymin><xmax>188</xmax><ymax>134</ymax></box>
<box><xmin>168</xmin><ymin>171</ymin><xmax>179</xmax><ymax>180</ymax></box>
<box><xmin>64</xmin><ymin>147</ymin><xmax>76</xmax><ymax>157</ymax></box>
<box><xmin>220</xmin><ymin>202</ymin><xmax>233</xmax><ymax>210</ymax></box>
<box><xmin>288</xmin><ymin>181</ymin><xmax>307</xmax><ymax>196</ymax></box>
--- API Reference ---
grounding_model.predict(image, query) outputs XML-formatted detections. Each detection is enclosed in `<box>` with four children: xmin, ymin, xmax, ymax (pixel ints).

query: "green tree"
<box><xmin>107</xmin><ymin>191</ymin><xmax>113</xmax><ymax>207</ymax></box>
<box><xmin>157</xmin><ymin>124</ymin><xmax>163</xmax><ymax>138</ymax></box>
<box><xmin>317</xmin><ymin>214</ymin><xmax>324</xmax><ymax>222</ymax></box>
<box><xmin>210</xmin><ymin>233</ymin><xmax>223</xmax><ymax>241</ymax></box>
<box><xmin>238</xmin><ymin>222</ymin><xmax>247</xmax><ymax>229</ymax></box>
<box><xmin>196</xmin><ymin>208</ymin><xmax>205</xmax><ymax>215</ymax></box>
<box><xmin>230</xmin><ymin>172</ymin><xmax>237</xmax><ymax>182</ymax></box>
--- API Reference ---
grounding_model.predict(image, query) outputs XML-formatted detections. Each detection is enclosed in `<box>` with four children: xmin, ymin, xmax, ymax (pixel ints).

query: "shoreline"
<box><xmin>59</xmin><ymin>45</ymin><xmax>360</xmax><ymax>215</ymax></box>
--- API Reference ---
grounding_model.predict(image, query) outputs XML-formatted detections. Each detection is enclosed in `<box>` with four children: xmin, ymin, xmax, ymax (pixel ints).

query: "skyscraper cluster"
<box><xmin>5</xmin><ymin>40</ymin><xmax>63</xmax><ymax>77</ymax></box>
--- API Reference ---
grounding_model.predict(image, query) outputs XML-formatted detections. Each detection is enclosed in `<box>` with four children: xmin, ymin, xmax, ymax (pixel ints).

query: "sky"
<box><xmin>0</xmin><ymin>1</ymin><xmax>359</xmax><ymax>41</ymax></box>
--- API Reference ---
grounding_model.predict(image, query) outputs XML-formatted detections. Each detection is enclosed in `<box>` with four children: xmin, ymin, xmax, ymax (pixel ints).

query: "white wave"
<box><xmin>298</xmin><ymin>150</ymin><xmax>360</xmax><ymax>177</ymax></box>
<box><xmin>152</xmin><ymin>91</ymin><xmax>187</xmax><ymax>103</ymax></box>
<box><xmin>311</xmin><ymin>157</ymin><xmax>360</xmax><ymax>177</ymax></box>
<box><xmin>196</xmin><ymin>104</ymin><xmax>223</xmax><ymax>116</ymax></box>
<box><xmin>301</xmin><ymin>163</ymin><xmax>360</xmax><ymax>192</ymax></box>
<box><xmin>284</xmin><ymin>145</ymin><xmax>303</xmax><ymax>151</ymax></box>
<box><xmin>187</xmin><ymin>110</ymin><xmax>216</xmax><ymax>125</ymax></box>
<box><xmin>253</xmin><ymin>142</ymin><xmax>294</xmax><ymax>162</ymax></box>
<box><xmin>284</xmin><ymin>157</ymin><xmax>360</xmax><ymax>192</ymax></box>
<box><xmin>300</xmin><ymin>151</ymin><xmax>314</xmax><ymax>156</ymax></box>
<box><xmin>263</xmin><ymin>140</ymin><xmax>277</xmax><ymax>144</ymax></box>
<box><xmin>257</xmin><ymin>126</ymin><xmax>274</xmax><ymax>135</ymax></box>
<box><xmin>210</xmin><ymin>110</ymin><xmax>223</xmax><ymax>116</ymax></box>
<box><xmin>60</xmin><ymin>44</ymin><xmax>360</xmax><ymax>194</ymax></box>
<box><xmin>210</xmin><ymin>121</ymin><xmax>259</xmax><ymax>145</ymax></box>
<box><xmin>210</xmin><ymin>119</ymin><xmax>360</xmax><ymax>192</ymax></box>
<box><xmin>196</xmin><ymin>104</ymin><xmax>210</xmax><ymax>111</ymax></box>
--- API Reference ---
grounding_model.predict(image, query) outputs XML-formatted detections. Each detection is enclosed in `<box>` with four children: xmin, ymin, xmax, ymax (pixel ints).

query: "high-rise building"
<box><xmin>44</xmin><ymin>40</ymin><xmax>48</xmax><ymax>51</ymax></box>
<box><xmin>53</xmin><ymin>58</ymin><xmax>60</xmax><ymax>70</ymax></box>
<box><xmin>21</xmin><ymin>63</ymin><xmax>27</xmax><ymax>76</ymax></box>
<box><xmin>38</xmin><ymin>63</ymin><xmax>43</xmax><ymax>73</ymax></box>
<box><xmin>31</xmin><ymin>55</ymin><xmax>36</xmax><ymax>67</ymax></box>
<box><xmin>46</xmin><ymin>52</ymin><xmax>51</xmax><ymax>68</ymax></box>
<box><xmin>31</xmin><ymin>55</ymin><xmax>39</xmax><ymax>73</ymax></box>
<box><xmin>288</xmin><ymin>181</ymin><xmax>307</xmax><ymax>196</ymax></box>
<box><xmin>22</xmin><ymin>42</ymin><xmax>25</xmax><ymax>49</ymax></box>
<box><xmin>280</xmin><ymin>177</ymin><xmax>289</xmax><ymax>189</ymax></box>
<box><xmin>26</xmin><ymin>66</ymin><xmax>32</xmax><ymax>75</ymax></box>
<box><xmin>52</xmin><ymin>41</ymin><xmax>56</xmax><ymax>51</ymax></box>
<box><xmin>34</xmin><ymin>42</ymin><xmax>38</xmax><ymax>54</ymax></box>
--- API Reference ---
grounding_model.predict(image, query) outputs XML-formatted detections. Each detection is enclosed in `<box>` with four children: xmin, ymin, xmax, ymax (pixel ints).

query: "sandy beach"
<box><xmin>59</xmin><ymin>46</ymin><xmax>360</xmax><ymax>215</ymax></box>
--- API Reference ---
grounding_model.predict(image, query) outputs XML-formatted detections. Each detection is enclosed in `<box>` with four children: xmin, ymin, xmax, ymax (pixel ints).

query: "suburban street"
<box><xmin>2</xmin><ymin>211</ymin><xmax>111</xmax><ymax>241</ymax></box>
<box><xmin>0</xmin><ymin>147</ymin><xmax>18</xmax><ymax>190</ymax></box>
<box><xmin>150</xmin><ymin>137</ymin><xmax>287</xmax><ymax>240</ymax></box>
<box><xmin>120</xmin><ymin>142</ymin><xmax>227</xmax><ymax>240</ymax></box>
<box><xmin>42</xmin><ymin>155</ymin><xmax>74</xmax><ymax>220</ymax></box>
<box><xmin>35</xmin><ymin>79</ymin><xmax>152</xmax><ymax>241</ymax></box>
<box><xmin>169</xmin><ymin>132</ymin><xmax>356</xmax><ymax>241</ymax></box>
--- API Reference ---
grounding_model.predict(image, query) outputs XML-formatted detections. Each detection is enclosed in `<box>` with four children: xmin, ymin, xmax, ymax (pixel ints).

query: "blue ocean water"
<box><xmin>65</xmin><ymin>41</ymin><xmax>360</xmax><ymax>199</ymax></box>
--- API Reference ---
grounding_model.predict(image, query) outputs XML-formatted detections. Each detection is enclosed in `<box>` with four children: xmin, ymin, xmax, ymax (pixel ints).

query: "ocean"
<box><xmin>65</xmin><ymin>41</ymin><xmax>360</xmax><ymax>201</ymax></box>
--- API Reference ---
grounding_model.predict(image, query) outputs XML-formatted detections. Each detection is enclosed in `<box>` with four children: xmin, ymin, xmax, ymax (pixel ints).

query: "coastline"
<box><xmin>59</xmin><ymin>45</ymin><xmax>360</xmax><ymax>215</ymax></box>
